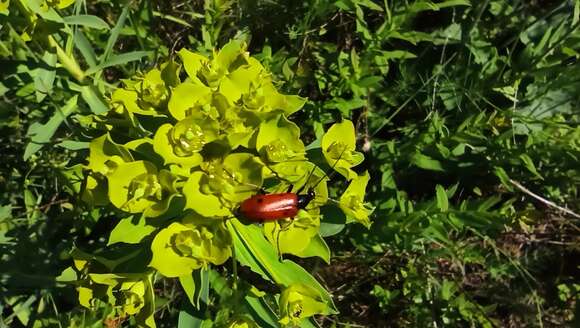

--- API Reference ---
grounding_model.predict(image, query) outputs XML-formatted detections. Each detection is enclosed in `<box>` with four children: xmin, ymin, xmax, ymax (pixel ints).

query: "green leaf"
<box><xmin>178</xmin><ymin>49</ymin><xmax>208</xmax><ymax>84</ymax></box>
<box><xmin>279</xmin><ymin>283</ymin><xmax>333</xmax><ymax>326</ymax></box>
<box><xmin>153</xmin><ymin>123</ymin><xmax>204</xmax><ymax>169</ymax></box>
<box><xmin>358</xmin><ymin>0</ymin><xmax>383</xmax><ymax>11</ymax></box>
<box><xmin>24</xmin><ymin>95</ymin><xmax>77</xmax><ymax>160</ymax></box>
<box><xmin>34</xmin><ymin>51</ymin><xmax>57</xmax><ymax>102</ymax></box>
<box><xmin>25</xmin><ymin>0</ymin><xmax>63</xmax><ymax>22</ymax></box>
<box><xmin>380</xmin><ymin>50</ymin><xmax>417</xmax><ymax>61</ymax></box>
<box><xmin>80</xmin><ymin>85</ymin><xmax>108</xmax><ymax>114</ymax></box>
<box><xmin>493</xmin><ymin>166</ymin><xmax>513</xmax><ymax>191</ymax></box>
<box><xmin>409</xmin><ymin>0</ymin><xmax>470</xmax><ymax>12</ymax></box>
<box><xmin>56</xmin><ymin>140</ymin><xmax>89</xmax><ymax>150</ymax></box>
<box><xmin>178</xmin><ymin>270</ymin><xmax>210</xmax><ymax>328</ymax></box>
<box><xmin>294</xmin><ymin>234</ymin><xmax>331</xmax><ymax>264</ymax></box>
<box><xmin>319</xmin><ymin>205</ymin><xmax>346</xmax><ymax>237</ymax></box>
<box><xmin>441</xmin><ymin>280</ymin><xmax>457</xmax><ymax>301</ymax></box>
<box><xmin>0</xmin><ymin>0</ymin><xmax>9</xmax><ymax>14</ymax></box>
<box><xmin>222</xmin><ymin>153</ymin><xmax>264</xmax><ymax>203</ymax></box>
<box><xmin>178</xmin><ymin>303</ymin><xmax>205</xmax><ymax>328</ymax></box>
<box><xmin>107</xmin><ymin>161</ymin><xmax>159</xmax><ymax>213</ymax></box>
<box><xmin>63</xmin><ymin>15</ymin><xmax>110</xmax><ymax>29</ymax></box>
<box><xmin>519</xmin><ymin>154</ymin><xmax>543</xmax><ymax>180</ymax></box>
<box><xmin>150</xmin><ymin>223</ymin><xmax>204</xmax><ymax>277</ymax></box>
<box><xmin>228</xmin><ymin>219</ymin><xmax>337</xmax><ymax>314</ymax></box>
<box><xmin>86</xmin><ymin>51</ymin><xmax>152</xmax><ymax>75</ymax></box>
<box><xmin>80</xmin><ymin>273</ymin><xmax>156</xmax><ymax>325</ymax></box>
<box><xmin>5</xmin><ymin>295</ymin><xmax>36</xmax><ymax>326</ymax></box>
<box><xmin>136</xmin><ymin>274</ymin><xmax>157</xmax><ymax>328</ymax></box>
<box><xmin>574</xmin><ymin>0</ymin><xmax>580</xmax><ymax>25</ymax></box>
<box><xmin>179</xmin><ymin>270</ymin><xmax>208</xmax><ymax>309</ymax></box>
<box><xmin>435</xmin><ymin>185</ymin><xmax>449</xmax><ymax>212</ymax></box>
<box><xmin>87</xmin><ymin>134</ymin><xmax>133</xmax><ymax>175</ymax></box>
<box><xmin>325</xmin><ymin>97</ymin><xmax>366</xmax><ymax>114</ymax></box>
<box><xmin>102</xmin><ymin>2</ymin><xmax>130</xmax><ymax>62</ymax></box>
<box><xmin>0</xmin><ymin>204</ymin><xmax>11</xmax><ymax>221</ymax></box>
<box><xmin>411</xmin><ymin>152</ymin><xmax>445</xmax><ymax>172</ymax></box>
<box><xmin>108</xmin><ymin>216</ymin><xmax>156</xmax><ymax>246</ymax></box>
<box><xmin>245</xmin><ymin>296</ymin><xmax>279</xmax><ymax>328</ymax></box>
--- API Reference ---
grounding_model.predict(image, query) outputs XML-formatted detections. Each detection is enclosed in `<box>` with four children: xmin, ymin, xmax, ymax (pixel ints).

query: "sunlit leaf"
<box><xmin>24</xmin><ymin>95</ymin><xmax>77</xmax><ymax>160</ymax></box>
<box><xmin>339</xmin><ymin>171</ymin><xmax>374</xmax><ymax>227</ymax></box>
<box><xmin>321</xmin><ymin>119</ymin><xmax>364</xmax><ymax>180</ymax></box>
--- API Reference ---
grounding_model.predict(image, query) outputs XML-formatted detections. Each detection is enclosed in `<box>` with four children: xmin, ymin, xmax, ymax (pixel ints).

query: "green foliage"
<box><xmin>1</xmin><ymin>0</ymin><xmax>579</xmax><ymax>327</ymax></box>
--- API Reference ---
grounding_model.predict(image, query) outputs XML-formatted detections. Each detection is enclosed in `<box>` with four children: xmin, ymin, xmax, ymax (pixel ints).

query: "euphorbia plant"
<box><xmin>64</xmin><ymin>40</ymin><xmax>373</xmax><ymax>327</ymax></box>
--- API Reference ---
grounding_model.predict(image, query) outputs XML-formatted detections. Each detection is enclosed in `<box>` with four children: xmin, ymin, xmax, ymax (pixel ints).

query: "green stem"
<box><xmin>47</xmin><ymin>35</ymin><xmax>85</xmax><ymax>83</ymax></box>
<box><xmin>232</xmin><ymin>233</ymin><xmax>238</xmax><ymax>291</ymax></box>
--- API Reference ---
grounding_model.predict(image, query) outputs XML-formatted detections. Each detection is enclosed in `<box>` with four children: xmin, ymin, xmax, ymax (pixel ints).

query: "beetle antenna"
<box><xmin>309</xmin><ymin>145</ymin><xmax>347</xmax><ymax>191</ymax></box>
<box><xmin>295</xmin><ymin>163</ymin><xmax>318</xmax><ymax>194</ymax></box>
<box><xmin>296</xmin><ymin>142</ymin><xmax>347</xmax><ymax>194</ymax></box>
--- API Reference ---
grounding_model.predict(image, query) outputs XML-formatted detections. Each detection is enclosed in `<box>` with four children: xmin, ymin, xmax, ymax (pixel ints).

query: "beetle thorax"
<box><xmin>297</xmin><ymin>189</ymin><xmax>315</xmax><ymax>209</ymax></box>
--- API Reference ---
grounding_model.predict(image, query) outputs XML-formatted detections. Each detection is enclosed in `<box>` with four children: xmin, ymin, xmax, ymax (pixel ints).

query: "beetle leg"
<box><xmin>275</xmin><ymin>224</ymin><xmax>283</xmax><ymax>261</ymax></box>
<box><xmin>286</xmin><ymin>184</ymin><xmax>294</xmax><ymax>193</ymax></box>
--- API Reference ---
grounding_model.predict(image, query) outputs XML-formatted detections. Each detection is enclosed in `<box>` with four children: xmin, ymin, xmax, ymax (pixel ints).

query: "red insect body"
<box><xmin>238</xmin><ymin>193</ymin><xmax>299</xmax><ymax>222</ymax></box>
<box><xmin>237</xmin><ymin>153</ymin><xmax>334</xmax><ymax>223</ymax></box>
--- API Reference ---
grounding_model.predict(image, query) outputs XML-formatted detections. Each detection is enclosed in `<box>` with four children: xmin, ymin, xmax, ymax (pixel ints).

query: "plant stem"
<box><xmin>47</xmin><ymin>35</ymin><xmax>85</xmax><ymax>83</ymax></box>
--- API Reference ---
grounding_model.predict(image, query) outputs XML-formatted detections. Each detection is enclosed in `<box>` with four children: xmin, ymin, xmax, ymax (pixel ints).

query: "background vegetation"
<box><xmin>1</xmin><ymin>0</ymin><xmax>579</xmax><ymax>327</ymax></box>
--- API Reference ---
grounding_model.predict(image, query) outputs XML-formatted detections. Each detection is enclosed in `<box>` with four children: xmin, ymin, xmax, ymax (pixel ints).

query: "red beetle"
<box><xmin>235</xmin><ymin>148</ymin><xmax>345</xmax><ymax>223</ymax></box>
<box><xmin>236</xmin><ymin>189</ymin><xmax>315</xmax><ymax>223</ymax></box>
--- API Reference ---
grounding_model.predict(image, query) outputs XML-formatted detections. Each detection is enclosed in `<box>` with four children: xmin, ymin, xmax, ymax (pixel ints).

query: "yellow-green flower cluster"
<box><xmin>72</xmin><ymin>258</ymin><xmax>156</xmax><ymax>328</ymax></box>
<box><xmin>149</xmin><ymin>220</ymin><xmax>231</xmax><ymax>277</ymax></box>
<box><xmin>77</xmin><ymin>40</ymin><xmax>373</xmax><ymax>327</ymax></box>
<box><xmin>279</xmin><ymin>284</ymin><xmax>332</xmax><ymax>326</ymax></box>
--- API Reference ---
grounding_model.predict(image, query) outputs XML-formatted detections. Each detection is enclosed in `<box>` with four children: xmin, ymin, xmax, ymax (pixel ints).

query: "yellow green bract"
<box><xmin>279</xmin><ymin>283</ymin><xmax>332</xmax><ymax>326</ymax></box>
<box><xmin>322</xmin><ymin>119</ymin><xmax>365</xmax><ymax>180</ymax></box>
<box><xmin>149</xmin><ymin>221</ymin><xmax>231</xmax><ymax>277</ymax></box>
<box><xmin>76</xmin><ymin>40</ymin><xmax>371</xmax><ymax>327</ymax></box>
<box><xmin>339</xmin><ymin>171</ymin><xmax>375</xmax><ymax>227</ymax></box>
<box><xmin>76</xmin><ymin>272</ymin><xmax>156</xmax><ymax>328</ymax></box>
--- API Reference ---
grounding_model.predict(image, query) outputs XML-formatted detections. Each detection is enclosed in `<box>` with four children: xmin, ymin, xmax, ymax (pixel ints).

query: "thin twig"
<box><xmin>509</xmin><ymin>179</ymin><xmax>580</xmax><ymax>219</ymax></box>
